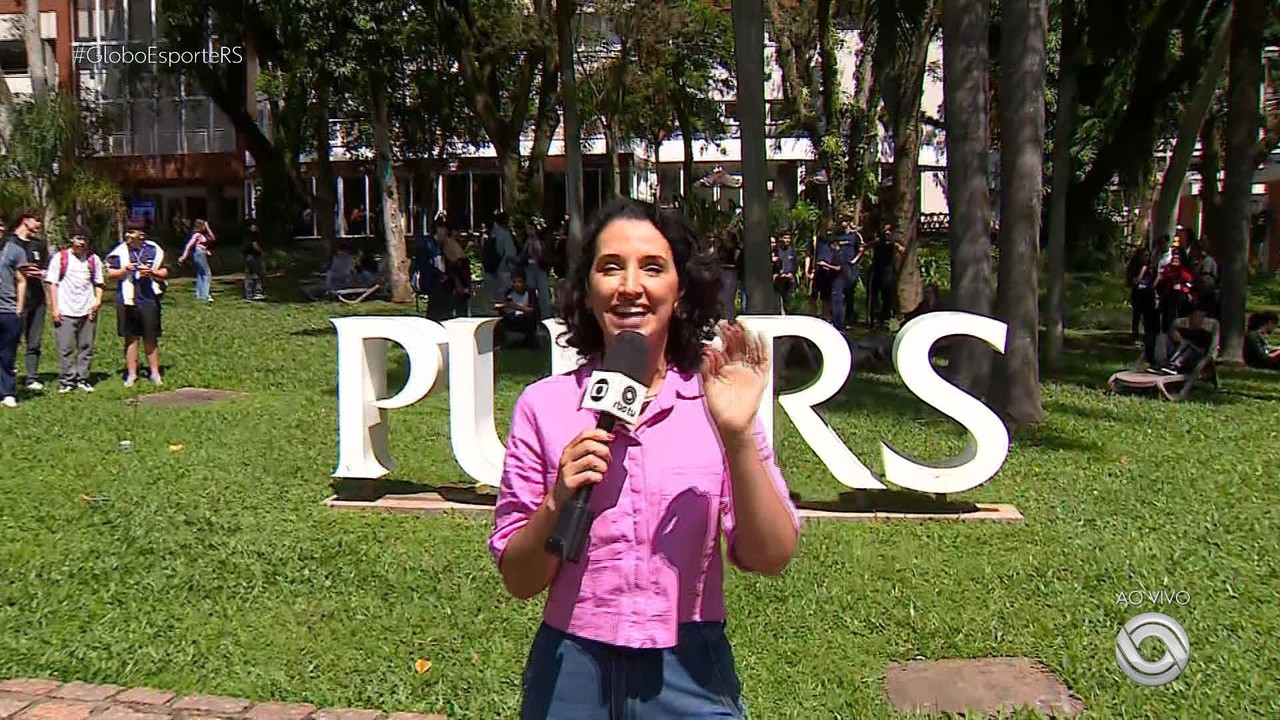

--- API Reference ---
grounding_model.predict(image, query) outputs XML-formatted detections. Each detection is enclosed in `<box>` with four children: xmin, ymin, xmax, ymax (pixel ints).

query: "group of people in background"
<box><xmin>1127</xmin><ymin>227</ymin><xmax>1222</xmax><ymax>369</ymax></box>
<box><xmin>404</xmin><ymin>208</ymin><xmax>922</xmax><ymax>347</ymax></box>
<box><xmin>0</xmin><ymin>212</ymin><xmax>225</xmax><ymax>408</ymax></box>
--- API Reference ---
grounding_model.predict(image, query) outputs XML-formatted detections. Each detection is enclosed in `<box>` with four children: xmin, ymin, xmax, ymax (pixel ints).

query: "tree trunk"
<box><xmin>847</xmin><ymin>34</ymin><xmax>877</xmax><ymax>226</ymax></box>
<box><xmin>991</xmin><ymin>0</ymin><xmax>1047</xmax><ymax>427</ymax></box>
<box><xmin>817</xmin><ymin>0</ymin><xmax>836</xmax><ymax>136</ymax></box>
<box><xmin>732</xmin><ymin>0</ymin><xmax>774</xmax><ymax>313</ymax></box>
<box><xmin>310</xmin><ymin>79</ymin><xmax>338</xmax><ymax>254</ymax></box>
<box><xmin>1200</xmin><ymin>109</ymin><xmax>1223</xmax><ymax>253</ymax></box>
<box><xmin>371</xmin><ymin>81</ymin><xmax>411</xmax><ymax>303</ymax></box>
<box><xmin>499</xmin><ymin>148</ymin><xmax>520</xmax><ymax>213</ymax></box>
<box><xmin>558</xmin><ymin>0</ymin><xmax>585</xmax><ymax>259</ymax></box>
<box><xmin>1044</xmin><ymin>0</ymin><xmax>1079</xmax><ymax>373</ymax></box>
<box><xmin>1152</xmin><ymin>20</ymin><xmax>1230</xmax><ymax>243</ymax></box>
<box><xmin>881</xmin><ymin>0</ymin><xmax>939</xmax><ymax>316</ymax></box>
<box><xmin>1219</xmin><ymin>0</ymin><xmax>1263</xmax><ymax>362</ymax></box>
<box><xmin>679</xmin><ymin>108</ymin><xmax>695</xmax><ymax>201</ymax></box>
<box><xmin>604</xmin><ymin>118</ymin><xmax>621</xmax><ymax>198</ymax></box>
<box><xmin>943</xmin><ymin>0</ymin><xmax>994</xmax><ymax>393</ymax></box>
<box><xmin>23</xmin><ymin>0</ymin><xmax>47</xmax><ymax>100</ymax></box>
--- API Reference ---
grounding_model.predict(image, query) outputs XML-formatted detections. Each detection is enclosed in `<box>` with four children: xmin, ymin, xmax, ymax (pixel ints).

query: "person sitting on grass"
<box><xmin>495</xmin><ymin>268</ymin><xmax>540</xmax><ymax>349</ymax></box>
<box><xmin>1243</xmin><ymin>311</ymin><xmax>1280</xmax><ymax>371</ymax></box>
<box><xmin>1159</xmin><ymin>308</ymin><xmax>1218</xmax><ymax>376</ymax></box>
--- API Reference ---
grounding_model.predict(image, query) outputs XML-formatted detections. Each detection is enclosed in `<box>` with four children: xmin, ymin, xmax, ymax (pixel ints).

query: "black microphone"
<box><xmin>546</xmin><ymin>330</ymin><xmax>650</xmax><ymax>563</ymax></box>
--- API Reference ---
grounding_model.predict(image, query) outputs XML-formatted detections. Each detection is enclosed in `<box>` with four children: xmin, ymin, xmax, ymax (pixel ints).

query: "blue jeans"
<box><xmin>0</xmin><ymin>312</ymin><xmax>20</xmax><ymax>398</ymax></box>
<box><xmin>520</xmin><ymin>622</ymin><xmax>745</xmax><ymax>720</ymax></box>
<box><xmin>193</xmin><ymin>250</ymin><xmax>212</xmax><ymax>300</ymax></box>
<box><xmin>832</xmin><ymin>272</ymin><xmax>859</xmax><ymax>330</ymax></box>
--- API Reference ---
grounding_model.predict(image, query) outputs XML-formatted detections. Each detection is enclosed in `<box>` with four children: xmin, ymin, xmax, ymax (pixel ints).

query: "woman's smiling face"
<box><xmin>586</xmin><ymin>218</ymin><xmax>680</xmax><ymax>348</ymax></box>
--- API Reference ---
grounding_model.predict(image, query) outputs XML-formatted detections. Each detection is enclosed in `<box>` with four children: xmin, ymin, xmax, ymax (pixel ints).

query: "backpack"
<box><xmin>58</xmin><ymin>248</ymin><xmax>97</xmax><ymax>282</ymax></box>
<box><xmin>481</xmin><ymin>235</ymin><xmax>501</xmax><ymax>274</ymax></box>
<box><xmin>413</xmin><ymin>235</ymin><xmax>445</xmax><ymax>295</ymax></box>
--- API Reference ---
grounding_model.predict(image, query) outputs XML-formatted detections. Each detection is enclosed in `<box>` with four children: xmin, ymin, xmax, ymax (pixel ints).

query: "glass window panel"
<box><xmin>128</xmin><ymin>67</ymin><xmax>155</xmax><ymax>100</ymax></box>
<box><xmin>130</xmin><ymin>99</ymin><xmax>156</xmax><ymax>154</ymax></box>
<box><xmin>102</xmin><ymin>0</ymin><xmax>126</xmax><ymax>42</ymax></box>
<box><xmin>127</xmin><ymin>0</ymin><xmax>152</xmax><ymax>43</ymax></box>
<box><xmin>74</xmin><ymin>0</ymin><xmax>95</xmax><ymax>40</ymax></box>
<box><xmin>103</xmin><ymin>60</ymin><xmax>127</xmax><ymax>100</ymax></box>
<box><xmin>185</xmin><ymin>98</ymin><xmax>210</xmax><ymax>129</ymax></box>
<box><xmin>156</xmin><ymin>70</ymin><xmax>180</xmax><ymax>101</ymax></box>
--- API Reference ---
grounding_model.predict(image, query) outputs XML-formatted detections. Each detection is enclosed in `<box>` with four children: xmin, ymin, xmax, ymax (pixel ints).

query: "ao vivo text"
<box><xmin>332</xmin><ymin>313</ymin><xmax>1010</xmax><ymax>495</ymax></box>
<box><xmin>1116</xmin><ymin>590</ymin><xmax>1192</xmax><ymax>607</ymax></box>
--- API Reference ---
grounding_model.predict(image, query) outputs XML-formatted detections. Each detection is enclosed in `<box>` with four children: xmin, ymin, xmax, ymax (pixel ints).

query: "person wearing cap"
<box><xmin>3</xmin><ymin>209</ymin><xmax>50</xmax><ymax>390</ymax></box>
<box><xmin>105</xmin><ymin>223</ymin><xmax>168</xmax><ymax>386</ymax></box>
<box><xmin>44</xmin><ymin>225</ymin><xmax>105</xmax><ymax>393</ymax></box>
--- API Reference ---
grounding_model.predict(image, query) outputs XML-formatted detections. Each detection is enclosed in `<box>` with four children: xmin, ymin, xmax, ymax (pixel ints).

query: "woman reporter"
<box><xmin>489</xmin><ymin>199</ymin><xmax>801</xmax><ymax>719</ymax></box>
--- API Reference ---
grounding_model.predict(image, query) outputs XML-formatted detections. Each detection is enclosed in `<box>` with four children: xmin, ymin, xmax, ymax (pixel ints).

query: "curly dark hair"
<box><xmin>557</xmin><ymin>198</ymin><xmax>722</xmax><ymax>373</ymax></box>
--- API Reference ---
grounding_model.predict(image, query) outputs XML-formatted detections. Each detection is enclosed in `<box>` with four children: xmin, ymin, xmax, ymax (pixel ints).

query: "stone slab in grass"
<box><xmin>885</xmin><ymin>657</ymin><xmax>1083</xmax><ymax>717</ymax></box>
<box><xmin>135</xmin><ymin>388</ymin><xmax>246</xmax><ymax>408</ymax></box>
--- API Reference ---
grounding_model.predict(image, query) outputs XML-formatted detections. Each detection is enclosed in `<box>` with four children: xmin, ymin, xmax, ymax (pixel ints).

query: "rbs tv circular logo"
<box><xmin>621</xmin><ymin>386</ymin><xmax>638</xmax><ymax>406</ymax></box>
<box><xmin>589</xmin><ymin>378</ymin><xmax>609</xmax><ymax>402</ymax></box>
<box><xmin>1115</xmin><ymin>612</ymin><xmax>1190</xmax><ymax>686</ymax></box>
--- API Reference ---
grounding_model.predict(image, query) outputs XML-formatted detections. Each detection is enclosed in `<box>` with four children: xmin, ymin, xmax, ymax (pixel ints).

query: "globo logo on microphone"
<box><xmin>330</xmin><ymin>313</ymin><xmax>1011</xmax><ymax>496</ymax></box>
<box><xmin>580</xmin><ymin>371</ymin><xmax>647</xmax><ymax>425</ymax></box>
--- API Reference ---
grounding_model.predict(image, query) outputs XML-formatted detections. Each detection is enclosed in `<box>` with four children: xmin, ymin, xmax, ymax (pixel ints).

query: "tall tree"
<box><xmin>1150</xmin><ymin>18</ymin><xmax>1231</xmax><ymax>242</ymax></box>
<box><xmin>943</xmin><ymin>0</ymin><xmax>994</xmax><ymax>392</ymax></box>
<box><xmin>1063</xmin><ymin>0</ymin><xmax>1229</xmax><ymax>256</ymax></box>
<box><xmin>873</xmin><ymin>0</ymin><xmax>941</xmax><ymax>315</ymax></box>
<box><xmin>1219</xmin><ymin>0</ymin><xmax>1264</xmax><ymax>361</ymax></box>
<box><xmin>558</xmin><ymin>0</ymin><xmax>585</xmax><ymax>259</ymax></box>
<box><xmin>1044</xmin><ymin>0</ymin><xmax>1082</xmax><ymax>372</ymax></box>
<box><xmin>991</xmin><ymin>0</ymin><xmax>1047</xmax><ymax>427</ymax></box>
<box><xmin>23</xmin><ymin>0</ymin><xmax>47</xmax><ymax>100</ymax></box>
<box><xmin>733</xmin><ymin>0</ymin><xmax>772</xmax><ymax>312</ymax></box>
<box><xmin>440</xmin><ymin>0</ymin><xmax>559</xmax><ymax>215</ymax></box>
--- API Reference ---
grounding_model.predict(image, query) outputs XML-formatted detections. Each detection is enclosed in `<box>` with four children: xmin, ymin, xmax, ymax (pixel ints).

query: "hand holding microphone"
<box><xmin>545</xmin><ymin>330</ymin><xmax>650</xmax><ymax>563</ymax></box>
<box><xmin>551</xmin><ymin>428</ymin><xmax>614</xmax><ymax>511</ymax></box>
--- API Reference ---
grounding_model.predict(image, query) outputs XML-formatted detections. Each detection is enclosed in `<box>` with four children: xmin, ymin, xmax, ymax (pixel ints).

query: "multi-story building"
<box><xmin>1</xmin><ymin>0</ymin><xmax>243</xmax><ymax>240</ymax></box>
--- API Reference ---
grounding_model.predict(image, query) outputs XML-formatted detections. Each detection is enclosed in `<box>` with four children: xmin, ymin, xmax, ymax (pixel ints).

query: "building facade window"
<box><xmin>73</xmin><ymin>0</ymin><xmax>236</xmax><ymax>156</ymax></box>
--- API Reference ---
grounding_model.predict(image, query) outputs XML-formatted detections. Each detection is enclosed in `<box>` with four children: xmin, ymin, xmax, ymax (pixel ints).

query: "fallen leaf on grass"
<box><xmin>169</xmin><ymin>443</ymin><xmax>185</xmax><ymax>452</ymax></box>
<box><xmin>414</xmin><ymin>659</ymin><xmax>432</xmax><ymax>674</ymax></box>
<box><xmin>471</xmin><ymin>652</ymin><xmax>479</xmax><ymax>666</ymax></box>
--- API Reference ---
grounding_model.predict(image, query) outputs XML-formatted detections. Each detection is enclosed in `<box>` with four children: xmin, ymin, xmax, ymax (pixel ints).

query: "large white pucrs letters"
<box><xmin>332</xmin><ymin>312</ymin><xmax>1011</xmax><ymax>494</ymax></box>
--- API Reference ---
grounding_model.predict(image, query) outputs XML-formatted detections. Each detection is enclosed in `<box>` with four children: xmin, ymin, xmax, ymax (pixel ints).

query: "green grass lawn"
<box><xmin>1</xmin><ymin>272</ymin><xmax>1278</xmax><ymax>719</ymax></box>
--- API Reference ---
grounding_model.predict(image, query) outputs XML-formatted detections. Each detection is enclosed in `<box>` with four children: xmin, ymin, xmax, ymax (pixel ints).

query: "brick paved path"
<box><xmin>0</xmin><ymin>679</ymin><xmax>446</xmax><ymax>720</ymax></box>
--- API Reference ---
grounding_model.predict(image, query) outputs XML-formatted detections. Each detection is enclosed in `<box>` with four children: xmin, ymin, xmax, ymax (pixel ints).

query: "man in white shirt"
<box><xmin>105</xmin><ymin>223</ymin><xmax>169</xmax><ymax>386</ymax></box>
<box><xmin>44</xmin><ymin>226</ymin><xmax>105</xmax><ymax>392</ymax></box>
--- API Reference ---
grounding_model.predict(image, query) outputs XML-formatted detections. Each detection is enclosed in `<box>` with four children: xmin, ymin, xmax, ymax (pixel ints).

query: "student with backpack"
<box><xmin>44</xmin><ymin>226</ymin><xmax>105</xmax><ymax>393</ymax></box>
<box><xmin>414</xmin><ymin>221</ymin><xmax>451</xmax><ymax>321</ymax></box>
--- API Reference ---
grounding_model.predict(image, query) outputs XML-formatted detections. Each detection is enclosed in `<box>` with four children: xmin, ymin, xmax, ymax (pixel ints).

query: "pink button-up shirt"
<box><xmin>489</xmin><ymin>362</ymin><xmax>801</xmax><ymax>650</ymax></box>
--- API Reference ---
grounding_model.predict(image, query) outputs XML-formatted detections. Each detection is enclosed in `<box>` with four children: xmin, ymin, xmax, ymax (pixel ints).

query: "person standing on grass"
<box><xmin>106</xmin><ymin>225</ymin><xmax>168</xmax><ymax>386</ymax></box>
<box><xmin>178</xmin><ymin>219</ymin><xmax>216</xmax><ymax>304</ymax></box>
<box><xmin>0</xmin><ymin>232</ymin><xmax>29</xmax><ymax>407</ymax></box>
<box><xmin>44</xmin><ymin>226</ymin><xmax>105</xmax><ymax>393</ymax></box>
<box><xmin>5</xmin><ymin>210</ymin><xmax>50</xmax><ymax>391</ymax></box>
<box><xmin>490</xmin><ymin>199</ymin><xmax>800</xmax><ymax>718</ymax></box>
<box><xmin>242</xmin><ymin>223</ymin><xmax>265</xmax><ymax>300</ymax></box>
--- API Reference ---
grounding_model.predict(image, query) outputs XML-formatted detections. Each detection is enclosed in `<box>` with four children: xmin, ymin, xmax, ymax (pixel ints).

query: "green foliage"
<box><xmin>0</xmin><ymin>89</ymin><xmax>122</xmax><ymax>233</ymax></box>
<box><xmin>583</xmin><ymin>0</ymin><xmax>734</xmax><ymax>153</ymax></box>
<box><xmin>676</xmin><ymin>192</ymin><xmax>740</xmax><ymax>238</ymax></box>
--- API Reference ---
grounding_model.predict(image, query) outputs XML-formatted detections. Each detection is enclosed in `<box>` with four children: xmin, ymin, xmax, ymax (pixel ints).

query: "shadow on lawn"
<box><xmin>794</xmin><ymin>488</ymin><xmax>982</xmax><ymax>515</ymax></box>
<box><xmin>331</xmin><ymin>477</ymin><xmax>497</xmax><ymax>506</ymax></box>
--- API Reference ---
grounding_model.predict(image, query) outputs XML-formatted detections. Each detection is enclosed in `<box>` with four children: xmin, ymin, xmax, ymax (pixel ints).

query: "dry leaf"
<box><xmin>168</xmin><ymin>443</ymin><xmax>185</xmax><ymax>452</ymax></box>
<box><xmin>414</xmin><ymin>659</ymin><xmax>432</xmax><ymax>675</ymax></box>
<box><xmin>471</xmin><ymin>652</ymin><xmax>479</xmax><ymax>666</ymax></box>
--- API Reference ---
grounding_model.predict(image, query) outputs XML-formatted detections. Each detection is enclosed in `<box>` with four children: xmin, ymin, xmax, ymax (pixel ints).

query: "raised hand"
<box><xmin>699</xmin><ymin>321</ymin><xmax>770</xmax><ymax>439</ymax></box>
